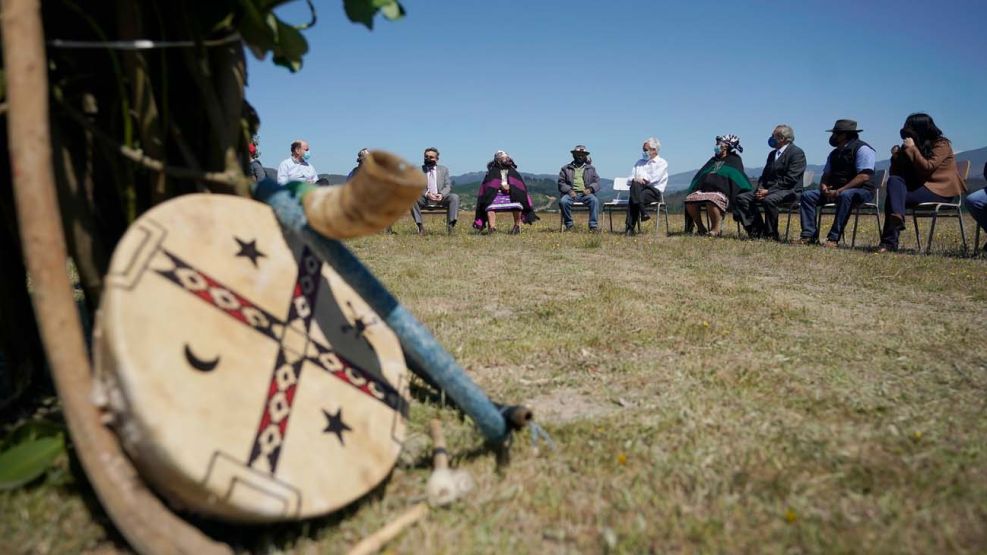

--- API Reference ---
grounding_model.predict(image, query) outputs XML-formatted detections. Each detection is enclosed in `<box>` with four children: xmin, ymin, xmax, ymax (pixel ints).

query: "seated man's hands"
<box><xmin>428</xmin><ymin>192</ymin><xmax>442</xmax><ymax>202</ymax></box>
<box><xmin>755</xmin><ymin>188</ymin><xmax>768</xmax><ymax>200</ymax></box>
<box><xmin>568</xmin><ymin>190</ymin><xmax>577</xmax><ymax>198</ymax></box>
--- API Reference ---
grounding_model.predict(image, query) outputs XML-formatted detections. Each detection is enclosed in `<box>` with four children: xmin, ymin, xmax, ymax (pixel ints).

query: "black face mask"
<box><xmin>828</xmin><ymin>134</ymin><xmax>842</xmax><ymax>147</ymax></box>
<box><xmin>424</xmin><ymin>159</ymin><xmax>437</xmax><ymax>167</ymax></box>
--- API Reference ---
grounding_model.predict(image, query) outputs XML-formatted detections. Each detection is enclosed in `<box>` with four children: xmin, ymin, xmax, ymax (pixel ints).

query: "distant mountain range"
<box><xmin>315</xmin><ymin>146</ymin><xmax>986</xmax><ymax>206</ymax></box>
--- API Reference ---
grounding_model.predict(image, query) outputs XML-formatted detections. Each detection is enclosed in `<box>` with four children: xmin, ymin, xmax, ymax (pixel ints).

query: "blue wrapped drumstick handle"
<box><xmin>258</xmin><ymin>183</ymin><xmax>510</xmax><ymax>444</ymax></box>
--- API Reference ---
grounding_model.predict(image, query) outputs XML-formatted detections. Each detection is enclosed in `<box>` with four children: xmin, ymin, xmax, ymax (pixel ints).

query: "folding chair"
<box><xmin>813</xmin><ymin>170</ymin><xmax>886</xmax><ymax>246</ymax></box>
<box><xmin>848</xmin><ymin>169</ymin><xmax>888</xmax><ymax>248</ymax></box>
<box><xmin>907</xmin><ymin>160</ymin><xmax>971</xmax><ymax>254</ymax></box>
<box><xmin>779</xmin><ymin>171</ymin><xmax>815</xmax><ymax>241</ymax></box>
<box><xmin>416</xmin><ymin>202</ymin><xmax>456</xmax><ymax>234</ymax></box>
<box><xmin>602</xmin><ymin>178</ymin><xmax>670</xmax><ymax>235</ymax></box>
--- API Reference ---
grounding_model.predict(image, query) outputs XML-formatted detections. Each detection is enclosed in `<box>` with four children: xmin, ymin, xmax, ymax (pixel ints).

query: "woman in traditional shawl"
<box><xmin>473</xmin><ymin>150</ymin><xmax>539</xmax><ymax>234</ymax></box>
<box><xmin>684</xmin><ymin>134</ymin><xmax>753</xmax><ymax>236</ymax></box>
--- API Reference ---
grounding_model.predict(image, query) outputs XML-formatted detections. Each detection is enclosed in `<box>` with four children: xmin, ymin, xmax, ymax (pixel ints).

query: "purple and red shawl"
<box><xmin>472</xmin><ymin>163</ymin><xmax>539</xmax><ymax>228</ymax></box>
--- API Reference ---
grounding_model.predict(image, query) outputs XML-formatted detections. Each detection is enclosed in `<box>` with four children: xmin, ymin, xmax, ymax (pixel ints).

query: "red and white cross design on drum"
<box><xmin>153</xmin><ymin>246</ymin><xmax>406</xmax><ymax>475</ymax></box>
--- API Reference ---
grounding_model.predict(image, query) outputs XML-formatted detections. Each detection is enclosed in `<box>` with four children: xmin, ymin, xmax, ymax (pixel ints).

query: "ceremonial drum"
<box><xmin>93</xmin><ymin>194</ymin><xmax>410</xmax><ymax>522</ymax></box>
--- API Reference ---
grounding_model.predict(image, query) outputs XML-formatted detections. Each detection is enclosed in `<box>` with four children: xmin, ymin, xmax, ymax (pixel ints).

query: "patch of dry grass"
<box><xmin>2</xmin><ymin>211</ymin><xmax>985</xmax><ymax>553</ymax></box>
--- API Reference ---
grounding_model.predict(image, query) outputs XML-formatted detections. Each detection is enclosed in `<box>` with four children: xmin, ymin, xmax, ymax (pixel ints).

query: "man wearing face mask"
<box><xmin>558</xmin><ymin>145</ymin><xmax>601</xmax><ymax>231</ymax></box>
<box><xmin>732</xmin><ymin>125</ymin><xmax>806</xmax><ymax>240</ymax></box>
<box><xmin>276</xmin><ymin>139</ymin><xmax>318</xmax><ymax>185</ymax></box>
<box><xmin>411</xmin><ymin>147</ymin><xmax>459</xmax><ymax>234</ymax></box>
<box><xmin>798</xmin><ymin>119</ymin><xmax>876</xmax><ymax>247</ymax></box>
<box><xmin>625</xmin><ymin>137</ymin><xmax>669</xmax><ymax>235</ymax></box>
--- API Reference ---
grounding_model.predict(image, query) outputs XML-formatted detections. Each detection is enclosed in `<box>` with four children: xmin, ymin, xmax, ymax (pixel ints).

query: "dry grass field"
<box><xmin>2</xmin><ymin>211</ymin><xmax>986</xmax><ymax>554</ymax></box>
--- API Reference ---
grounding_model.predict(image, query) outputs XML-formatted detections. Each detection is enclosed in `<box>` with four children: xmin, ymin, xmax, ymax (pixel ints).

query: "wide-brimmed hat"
<box><xmin>570</xmin><ymin>144</ymin><xmax>590</xmax><ymax>155</ymax></box>
<box><xmin>826</xmin><ymin>119</ymin><xmax>863</xmax><ymax>133</ymax></box>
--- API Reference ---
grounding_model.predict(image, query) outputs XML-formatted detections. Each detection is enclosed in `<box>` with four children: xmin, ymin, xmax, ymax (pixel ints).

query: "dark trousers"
<box><xmin>625</xmin><ymin>183</ymin><xmax>662</xmax><ymax>228</ymax></box>
<box><xmin>879</xmin><ymin>176</ymin><xmax>951</xmax><ymax>249</ymax></box>
<box><xmin>799</xmin><ymin>188</ymin><xmax>873</xmax><ymax>242</ymax></box>
<box><xmin>733</xmin><ymin>188</ymin><xmax>796</xmax><ymax>239</ymax></box>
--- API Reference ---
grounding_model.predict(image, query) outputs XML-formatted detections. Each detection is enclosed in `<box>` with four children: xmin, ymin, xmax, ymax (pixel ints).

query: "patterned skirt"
<box><xmin>488</xmin><ymin>193</ymin><xmax>523</xmax><ymax>212</ymax></box>
<box><xmin>684</xmin><ymin>191</ymin><xmax>729</xmax><ymax>213</ymax></box>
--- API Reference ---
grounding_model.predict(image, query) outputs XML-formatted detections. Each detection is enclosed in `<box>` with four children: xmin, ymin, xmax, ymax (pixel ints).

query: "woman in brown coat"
<box><xmin>878</xmin><ymin>113</ymin><xmax>966</xmax><ymax>252</ymax></box>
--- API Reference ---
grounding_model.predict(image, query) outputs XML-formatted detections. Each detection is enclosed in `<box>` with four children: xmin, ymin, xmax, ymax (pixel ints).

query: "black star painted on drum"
<box><xmin>152</xmin><ymin>247</ymin><xmax>407</xmax><ymax>475</ymax></box>
<box><xmin>234</xmin><ymin>237</ymin><xmax>266</xmax><ymax>267</ymax></box>
<box><xmin>322</xmin><ymin>408</ymin><xmax>352</xmax><ymax>445</ymax></box>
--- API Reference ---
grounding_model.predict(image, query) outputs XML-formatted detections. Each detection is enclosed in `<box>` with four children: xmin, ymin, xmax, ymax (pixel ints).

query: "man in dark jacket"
<box><xmin>558</xmin><ymin>145</ymin><xmax>601</xmax><ymax>231</ymax></box>
<box><xmin>733</xmin><ymin>125</ymin><xmax>807</xmax><ymax>240</ymax></box>
<box><xmin>799</xmin><ymin>119</ymin><xmax>876</xmax><ymax>246</ymax></box>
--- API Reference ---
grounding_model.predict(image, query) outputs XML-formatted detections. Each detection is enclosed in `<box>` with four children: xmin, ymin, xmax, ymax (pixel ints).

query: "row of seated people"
<box><xmin>257</xmin><ymin>113</ymin><xmax>986</xmax><ymax>248</ymax></box>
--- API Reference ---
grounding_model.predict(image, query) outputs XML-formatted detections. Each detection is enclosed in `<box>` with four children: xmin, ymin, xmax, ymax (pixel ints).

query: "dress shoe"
<box><xmin>509</xmin><ymin>225</ymin><xmax>520</xmax><ymax>235</ymax></box>
<box><xmin>640</xmin><ymin>212</ymin><xmax>652</xmax><ymax>222</ymax></box>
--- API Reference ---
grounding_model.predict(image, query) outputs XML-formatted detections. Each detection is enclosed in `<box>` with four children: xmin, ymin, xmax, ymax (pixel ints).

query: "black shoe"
<box><xmin>640</xmin><ymin>213</ymin><xmax>652</xmax><ymax>222</ymax></box>
<box><xmin>624</xmin><ymin>226</ymin><xmax>636</xmax><ymax>236</ymax></box>
<box><xmin>509</xmin><ymin>225</ymin><xmax>520</xmax><ymax>235</ymax></box>
<box><xmin>416</xmin><ymin>224</ymin><xmax>424</xmax><ymax>235</ymax></box>
<box><xmin>589</xmin><ymin>227</ymin><xmax>601</xmax><ymax>233</ymax></box>
<box><xmin>563</xmin><ymin>224</ymin><xmax>574</xmax><ymax>232</ymax></box>
<box><xmin>447</xmin><ymin>220</ymin><xmax>456</xmax><ymax>234</ymax></box>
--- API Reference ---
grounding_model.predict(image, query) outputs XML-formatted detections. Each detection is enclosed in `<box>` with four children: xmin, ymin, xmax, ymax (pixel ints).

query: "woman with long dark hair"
<box><xmin>878</xmin><ymin>113</ymin><xmax>967</xmax><ymax>252</ymax></box>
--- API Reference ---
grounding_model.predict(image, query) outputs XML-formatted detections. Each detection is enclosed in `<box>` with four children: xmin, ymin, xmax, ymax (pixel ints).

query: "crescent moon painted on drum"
<box><xmin>184</xmin><ymin>344</ymin><xmax>220</xmax><ymax>372</ymax></box>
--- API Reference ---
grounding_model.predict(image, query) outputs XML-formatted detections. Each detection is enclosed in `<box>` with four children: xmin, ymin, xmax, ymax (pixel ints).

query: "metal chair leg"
<box><xmin>873</xmin><ymin>210</ymin><xmax>881</xmax><ymax>247</ymax></box>
<box><xmin>784</xmin><ymin>207</ymin><xmax>793</xmax><ymax>242</ymax></box>
<box><xmin>913</xmin><ymin>214</ymin><xmax>921</xmax><ymax>252</ymax></box>
<box><xmin>607</xmin><ymin>208</ymin><xmax>614</xmax><ymax>233</ymax></box>
<box><xmin>925</xmin><ymin>212</ymin><xmax>938</xmax><ymax>254</ymax></box>
<box><xmin>851</xmin><ymin>209</ymin><xmax>860</xmax><ymax>248</ymax></box>
<box><xmin>662</xmin><ymin>204</ymin><xmax>670</xmax><ymax>236</ymax></box>
<box><xmin>958</xmin><ymin>209</ymin><xmax>968</xmax><ymax>254</ymax></box>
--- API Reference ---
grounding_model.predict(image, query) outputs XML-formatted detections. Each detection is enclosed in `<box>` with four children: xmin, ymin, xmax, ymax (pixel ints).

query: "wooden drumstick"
<box><xmin>345</xmin><ymin>502</ymin><xmax>429</xmax><ymax>555</ymax></box>
<box><xmin>347</xmin><ymin>420</ymin><xmax>474</xmax><ymax>554</ymax></box>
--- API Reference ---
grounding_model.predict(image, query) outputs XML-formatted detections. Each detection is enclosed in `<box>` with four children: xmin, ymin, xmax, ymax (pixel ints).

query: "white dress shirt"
<box><xmin>276</xmin><ymin>157</ymin><xmax>318</xmax><ymax>185</ymax></box>
<box><xmin>630</xmin><ymin>155</ymin><xmax>669</xmax><ymax>192</ymax></box>
<box><xmin>426</xmin><ymin>166</ymin><xmax>438</xmax><ymax>195</ymax></box>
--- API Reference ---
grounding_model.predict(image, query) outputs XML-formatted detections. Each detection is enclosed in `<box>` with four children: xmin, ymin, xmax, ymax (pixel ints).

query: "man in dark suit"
<box><xmin>411</xmin><ymin>147</ymin><xmax>460</xmax><ymax>234</ymax></box>
<box><xmin>733</xmin><ymin>124</ymin><xmax>807</xmax><ymax>240</ymax></box>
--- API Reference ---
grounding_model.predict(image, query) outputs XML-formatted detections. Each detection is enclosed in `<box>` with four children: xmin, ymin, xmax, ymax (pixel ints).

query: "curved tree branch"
<box><xmin>2</xmin><ymin>1</ymin><xmax>232</xmax><ymax>552</ymax></box>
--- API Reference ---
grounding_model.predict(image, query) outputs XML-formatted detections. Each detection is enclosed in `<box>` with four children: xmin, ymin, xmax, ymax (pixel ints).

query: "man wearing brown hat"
<box><xmin>558</xmin><ymin>145</ymin><xmax>601</xmax><ymax>231</ymax></box>
<box><xmin>798</xmin><ymin>119</ymin><xmax>877</xmax><ymax>246</ymax></box>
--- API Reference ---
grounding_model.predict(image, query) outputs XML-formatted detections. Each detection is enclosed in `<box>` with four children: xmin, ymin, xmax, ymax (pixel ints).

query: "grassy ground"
<box><xmin>2</xmin><ymin>211</ymin><xmax>986</xmax><ymax>554</ymax></box>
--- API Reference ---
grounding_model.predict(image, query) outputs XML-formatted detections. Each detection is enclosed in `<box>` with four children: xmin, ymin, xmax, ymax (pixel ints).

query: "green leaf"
<box><xmin>379</xmin><ymin>1</ymin><xmax>405</xmax><ymax>21</ymax></box>
<box><xmin>344</xmin><ymin>0</ymin><xmax>377</xmax><ymax>29</ymax></box>
<box><xmin>271</xmin><ymin>18</ymin><xmax>309</xmax><ymax>72</ymax></box>
<box><xmin>0</xmin><ymin>434</ymin><xmax>65</xmax><ymax>490</ymax></box>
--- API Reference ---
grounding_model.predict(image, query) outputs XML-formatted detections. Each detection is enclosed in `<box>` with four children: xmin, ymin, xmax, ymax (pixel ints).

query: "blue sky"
<box><xmin>246</xmin><ymin>0</ymin><xmax>987</xmax><ymax>179</ymax></box>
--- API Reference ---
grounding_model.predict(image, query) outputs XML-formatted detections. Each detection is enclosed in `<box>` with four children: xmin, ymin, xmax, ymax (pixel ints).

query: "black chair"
<box><xmin>907</xmin><ymin>160</ymin><xmax>971</xmax><ymax>254</ymax></box>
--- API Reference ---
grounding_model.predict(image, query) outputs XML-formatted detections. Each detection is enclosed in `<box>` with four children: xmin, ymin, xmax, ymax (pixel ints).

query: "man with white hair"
<box><xmin>558</xmin><ymin>144</ymin><xmax>601</xmax><ymax>231</ymax></box>
<box><xmin>625</xmin><ymin>137</ymin><xmax>668</xmax><ymax>235</ymax></box>
<box><xmin>733</xmin><ymin>124</ymin><xmax>806</xmax><ymax>240</ymax></box>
